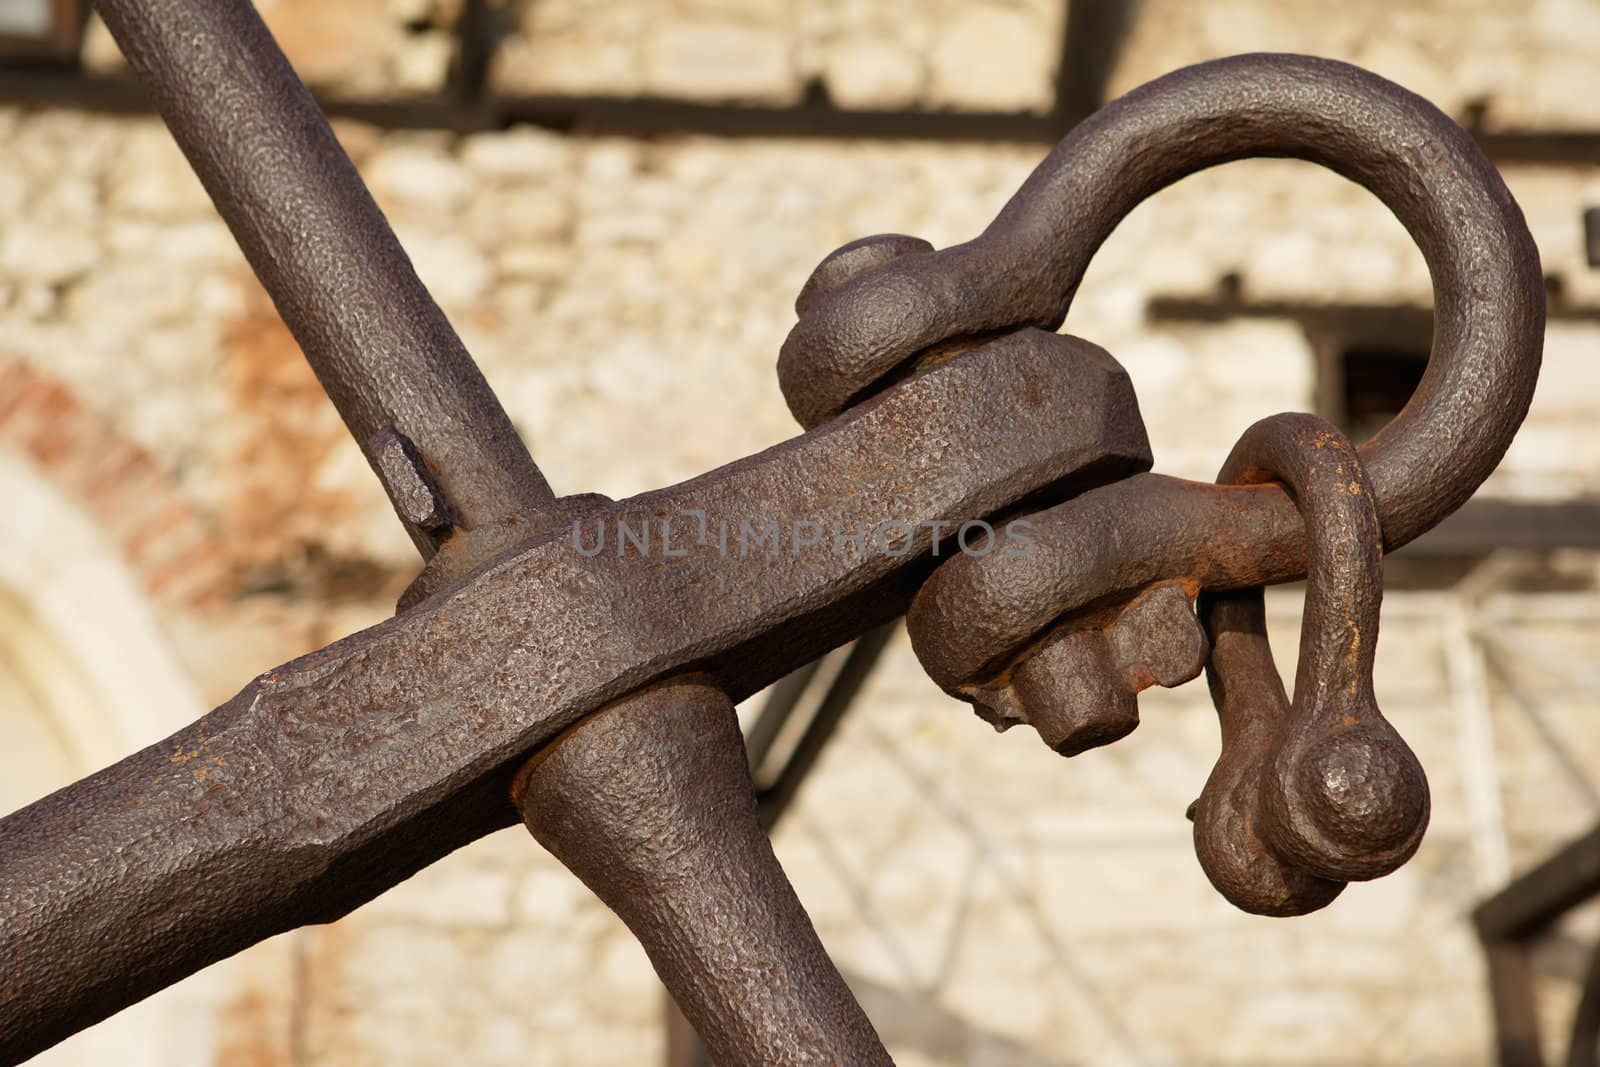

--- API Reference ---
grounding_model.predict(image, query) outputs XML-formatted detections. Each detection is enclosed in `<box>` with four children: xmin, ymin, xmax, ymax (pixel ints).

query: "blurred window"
<box><xmin>0</xmin><ymin>0</ymin><xmax>83</xmax><ymax>62</ymax></box>
<box><xmin>1338</xmin><ymin>342</ymin><xmax>1429</xmax><ymax>444</ymax></box>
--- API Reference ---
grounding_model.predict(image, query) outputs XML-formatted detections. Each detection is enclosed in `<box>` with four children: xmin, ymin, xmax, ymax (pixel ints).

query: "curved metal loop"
<box><xmin>1194</xmin><ymin>414</ymin><xmax>1428</xmax><ymax>916</ymax></box>
<box><xmin>781</xmin><ymin>52</ymin><xmax>1543</xmax><ymax>554</ymax></box>
<box><xmin>902</xmin><ymin>53</ymin><xmax>1542</xmax><ymax>783</ymax></box>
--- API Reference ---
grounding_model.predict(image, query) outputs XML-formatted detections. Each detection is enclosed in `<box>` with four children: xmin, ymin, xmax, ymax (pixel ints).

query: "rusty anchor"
<box><xmin>0</xmin><ymin>4</ymin><xmax>1545</xmax><ymax>1059</ymax></box>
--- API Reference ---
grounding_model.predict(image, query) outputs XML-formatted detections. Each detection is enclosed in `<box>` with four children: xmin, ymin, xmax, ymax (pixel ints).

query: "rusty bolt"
<box><xmin>1106</xmin><ymin>581</ymin><xmax>1210</xmax><ymax>690</ymax></box>
<box><xmin>1010</xmin><ymin>630</ymin><xmax>1140</xmax><ymax>755</ymax></box>
<box><xmin>971</xmin><ymin>581</ymin><xmax>1207</xmax><ymax>757</ymax></box>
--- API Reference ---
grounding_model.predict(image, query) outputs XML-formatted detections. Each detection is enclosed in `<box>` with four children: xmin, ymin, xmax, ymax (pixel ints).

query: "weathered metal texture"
<box><xmin>1193</xmin><ymin>414</ymin><xmax>1428</xmax><ymax>916</ymax></box>
<box><xmin>370</xmin><ymin>427</ymin><xmax>454</xmax><ymax>533</ymax></box>
<box><xmin>0</xmin><ymin>30</ymin><xmax>1550</xmax><ymax>1062</ymax></box>
<box><xmin>781</xmin><ymin>55</ymin><xmax>1544</xmax><ymax>501</ymax></box>
<box><xmin>0</xmin><ymin>330</ymin><xmax>1148</xmax><ymax>1061</ymax></box>
<box><xmin>92</xmin><ymin>0</ymin><xmax>554</xmax><ymax>555</ymax></box>
<box><xmin>895</xmin><ymin>54</ymin><xmax>1542</xmax><ymax>763</ymax></box>
<box><xmin>959</xmin><ymin>579</ymin><xmax>1207</xmax><ymax>756</ymax></box>
<box><xmin>515</xmin><ymin>191</ymin><xmax>930</xmax><ymax>1067</ymax></box>
<box><xmin>515</xmin><ymin>677</ymin><xmax>892</xmax><ymax>1065</ymax></box>
<box><xmin>89</xmin><ymin>6</ymin><xmax>878</xmax><ymax>1061</ymax></box>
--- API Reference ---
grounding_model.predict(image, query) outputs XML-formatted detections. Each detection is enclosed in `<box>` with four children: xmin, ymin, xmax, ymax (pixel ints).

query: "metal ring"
<box><xmin>1193</xmin><ymin>414</ymin><xmax>1429</xmax><ymax>915</ymax></box>
<box><xmin>781</xmin><ymin>52</ymin><xmax>1543</xmax><ymax>553</ymax></box>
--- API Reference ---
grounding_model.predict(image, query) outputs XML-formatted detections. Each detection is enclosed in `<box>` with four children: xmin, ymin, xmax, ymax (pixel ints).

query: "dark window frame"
<box><xmin>1301</xmin><ymin>309</ymin><xmax>1433</xmax><ymax>441</ymax></box>
<box><xmin>0</xmin><ymin>0</ymin><xmax>85</xmax><ymax>64</ymax></box>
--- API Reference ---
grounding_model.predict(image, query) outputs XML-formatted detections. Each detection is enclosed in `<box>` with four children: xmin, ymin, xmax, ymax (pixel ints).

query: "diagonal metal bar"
<box><xmin>518</xmin><ymin>678</ymin><xmax>892</xmax><ymax>1064</ymax></box>
<box><xmin>658</xmin><ymin>629</ymin><xmax>895</xmax><ymax>1064</ymax></box>
<box><xmin>745</xmin><ymin>658</ymin><xmax>827</xmax><ymax>776</ymax></box>
<box><xmin>0</xmin><ymin>330</ymin><xmax>1150</xmax><ymax>1062</ymax></box>
<box><xmin>93</xmin><ymin>0</ymin><xmax>553</xmax><ymax>555</ymax></box>
<box><xmin>1570</xmin><ymin>936</ymin><xmax>1600</xmax><ymax>1067</ymax></box>
<box><xmin>1476</xmin><ymin>823</ymin><xmax>1600</xmax><ymax>1067</ymax></box>
<box><xmin>757</xmin><ymin>623</ymin><xmax>897</xmax><ymax>831</ymax></box>
<box><xmin>87</xmin><ymin>11</ymin><xmax>921</xmax><ymax>1059</ymax></box>
<box><xmin>0</xmin><ymin>42</ymin><xmax>1548</xmax><ymax>1063</ymax></box>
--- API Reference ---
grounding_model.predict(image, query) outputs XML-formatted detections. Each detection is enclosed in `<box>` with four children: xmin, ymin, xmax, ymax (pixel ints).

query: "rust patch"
<box><xmin>222</xmin><ymin>279</ymin><xmax>367</xmax><ymax>584</ymax></box>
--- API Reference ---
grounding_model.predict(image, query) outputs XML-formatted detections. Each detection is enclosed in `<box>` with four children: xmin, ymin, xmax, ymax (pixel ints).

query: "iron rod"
<box><xmin>1476</xmin><ymin>825</ymin><xmax>1600</xmax><ymax>942</ymax></box>
<box><xmin>757</xmin><ymin>623</ymin><xmax>897</xmax><ymax>830</ymax></box>
<box><xmin>745</xmin><ymin>658</ymin><xmax>825</xmax><ymax>776</ymax></box>
<box><xmin>93</xmin><ymin>0</ymin><xmax>553</xmax><ymax>554</ymax></box>
<box><xmin>515</xmin><ymin>678</ymin><xmax>891</xmax><ymax>1065</ymax></box>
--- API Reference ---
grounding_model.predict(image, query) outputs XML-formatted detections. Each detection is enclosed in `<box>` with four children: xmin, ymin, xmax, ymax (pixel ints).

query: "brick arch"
<box><xmin>0</xmin><ymin>369</ymin><xmax>228</xmax><ymax>1067</ymax></box>
<box><xmin>0</xmin><ymin>358</ymin><xmax>229</xmax><ymax>613</ymax></box>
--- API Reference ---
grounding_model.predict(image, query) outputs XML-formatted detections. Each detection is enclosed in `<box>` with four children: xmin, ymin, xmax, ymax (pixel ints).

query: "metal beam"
<box><xmin>1477</xmin><ymin>825</ymin><xmax>1600</xmax><ymax>942</ymax></box>
<box><xmin>757</xmin><ymin>624</ymin><xmax>897</xmax><ymax>831</ymax></box>
<box><xmin>92</xmin><ymin>0</ymin><xmax>554</xmax><ymax>555</ymax></box>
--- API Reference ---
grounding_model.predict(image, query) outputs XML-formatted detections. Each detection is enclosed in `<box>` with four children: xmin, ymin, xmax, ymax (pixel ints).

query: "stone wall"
<box><xmin>1113</xmin><ymin>0</ymin><xmax>1600</xmax><ymax>132</ymax></box>
<box><xmin>6</xmin><ymin>1</ymin><xmax>1600</xmax><ymax>1065</ymax></box>
<box><xmin>77</xmin><ymin>0</ymin><xmax>1600</xmax><ymax>129</ymax></box>
<box><xmin>490</xmin><ymin>0</ymin><xmax>1065</xmax><ymax>111</ymax></box>
<box><xmin>81</xmin><ymin>0</ymin><xmax>465</xmax><ymax>94</ymax></box>
<box><xmin>79</xmin><ymin>0</ymin><xmax>1068</xmax><ymax>111</ymax></box>
<box><xmin>8</xmin><ymin>111</ymin><xmax>1597</xmax><ymax>526</ymax></box>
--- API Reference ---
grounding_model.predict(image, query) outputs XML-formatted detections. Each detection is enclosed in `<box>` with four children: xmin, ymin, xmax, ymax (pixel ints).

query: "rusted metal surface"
<box><xmin>781</xmin><ymin>53</ymin><xmax>1542</xmax><ymax>462</ymax></box>
<box><xmin>0</xmin><ymin>327</ymin><xmax>1148</xmax><ymax>1061</ymax></box>
<box><xmin>0</xmin><ymin>14</ymin><xmax>1548</xmax><ymax>1063</ymax></box>
<box><xmin>519</xmin><ymin>182</ymin><xmax>930</xmax><ymax>1067</ymax></box>
<box><xmin>92</xmin><ymin>0</ymin><xmax>554</xmax><ymax>555</ymax></box>
<box><xmin>1193</xmin><ymin>414</ymin><xmax>1427</xmax><ymax>916</ymax></box>
<box><xmin>888</xmin><ymin>54</ymin><xmax>1540</xmax><ymax>918</ymax></box>
<box><xmin>515</xmin><ymin>677</ymin><xmax>891</xmax><ymax>1065</ymax></box>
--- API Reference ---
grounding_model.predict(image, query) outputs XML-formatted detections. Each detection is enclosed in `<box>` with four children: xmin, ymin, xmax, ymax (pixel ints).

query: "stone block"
<box><xmin>824</xmin><ymin>37</ymin><xmax>924</xmax><ymax>109</ymax></box>
<box><xmin>643</xmin><ymin>20</ymin><xmax>798</xmax><ymax>103</ymax></box>
<box><xmin>367</xmin><ymin>144</ymin><xmax>476</xmax><ymax>213</ymax></box>
<box><xmin>0</xmin><ymin>224</ymin><xmax>98</xmax><ymax>286</ymax></box>
<box><xmin>926</xmin><ymin>5</ymin><xmax>1057</xmax><ymax>113</ymax></box>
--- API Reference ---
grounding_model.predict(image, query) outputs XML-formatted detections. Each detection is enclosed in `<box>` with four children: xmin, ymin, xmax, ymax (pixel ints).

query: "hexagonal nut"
<box><xmin>1008</xmin><ymin>629</ymin><xmax>1139</xmax><ymax>756</ymax></box>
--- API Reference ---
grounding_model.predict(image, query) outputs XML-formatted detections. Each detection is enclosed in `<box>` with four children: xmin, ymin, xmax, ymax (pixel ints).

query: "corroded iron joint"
<box><xmin>1193</xmin><ymin>414</ymin><xmax>1429</xmax><ymax>916</ymax></box>
<box><xmin>897</xmin><ymin>53</ymin><xmax>1541</xmax><ymax>766</ymax></box>
<box><xmin>963</xmin><ymin>581</ymin><xmax>1206</xmax><ymax>756</ymax></box>
<box><xmin>0</xmin><ymin>44</ymin><xmax>1549</xmax><ymax>1061</ymax></box>
<box><xmin>514</xmin><ymin>678</ymin><xmax>892</xmax><ymax>1065</ymax></box>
